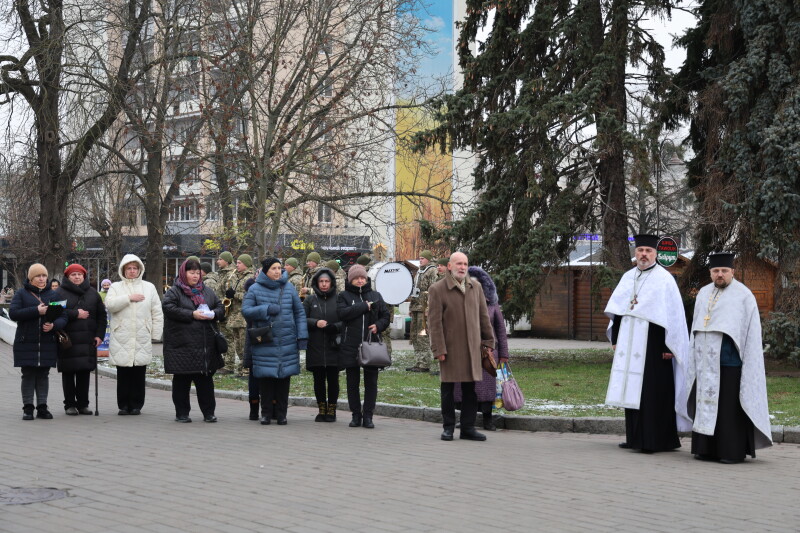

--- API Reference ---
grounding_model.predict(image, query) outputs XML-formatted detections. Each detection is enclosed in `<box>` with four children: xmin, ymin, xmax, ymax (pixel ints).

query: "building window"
<box><xmin>318</xmin><ymin>202</ymin><xmax>332</xmax><ymax>223</ymax></box>
<box><xmin>319</xmin><ymin>81</ymin><xmax>332</xmax><ymax>98</ymax></box>
<box><xmin>169</xmin><ymin>199</ymin><xmax>199</xmax><ymax>221</ymax></box>
<box><xmin>205</xmin><ymin>200</ymin><xmax>219</xmax><ymax>221</ymax></box>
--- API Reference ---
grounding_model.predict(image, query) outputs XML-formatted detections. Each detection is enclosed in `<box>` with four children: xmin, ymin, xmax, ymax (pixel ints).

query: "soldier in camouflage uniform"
<box><xmin>436</xmin><ymin>257</ymin><xmax>448</xmax><ymax>281</ymax></box>
<box><xmin>214</xmin><ymin>252</ymin><xmax>236</xmax><ymax>372</ymax></box>
<box><xmin>285</xmin><ymin>257</ymin><xmax>304</xmax><ymax>293</ymax></box>
<box><xmin>200</xmin><ymin>262</ymin><xmax>218</xmax><ymax>292</ymax></box>
<box><xmin>300</xmin><ymin>251</ymin><xmax>323</xmax><ymax>299</ymax></box>
<box><xmin>326</xmin><ymin>260</ymin><xmax>346</xmax><ymax>293</ymax></box>
<box><xmin>406</xmin><ymin>250</ymin><xmax>439</xmax><ymax>372</ymax></box>
<box><xmin>221</xmin><ymin>253</ymin><xmax>255</xmax><ymax>375</ymax></box>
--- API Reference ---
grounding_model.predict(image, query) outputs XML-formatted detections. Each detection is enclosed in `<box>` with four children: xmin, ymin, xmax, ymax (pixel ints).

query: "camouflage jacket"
<box><xmin>409</xmin><ymin>265</ymin><xmax>438</xmax><ymax>312</ymax></box>
<box><xmin>214</xmin><ymin>265</ymin><xmax>235</xmax><ymax>302</ymax></box>
<box><xmin>203</xmin><ymin>272</ymin><xmax>219</xmax><ymax>292</ymax></box>
<box><xmin>302</xmin><ymin>266</ymin><xmax>323</xmax><ymax>288</ymax></box>
<box><xmin>334</xmin><ymin>268</ymin><xmax>346</xmax><ymax>293</ymax></box>
<box><xmin>287</xmin><ymin>270</ymin><xmax>303</xmax><ymax>293</ymax></box>
<box><xmin>221</xmin><ymin>267</ymin><xmax>254</xmax><ymax>328</ymax></box>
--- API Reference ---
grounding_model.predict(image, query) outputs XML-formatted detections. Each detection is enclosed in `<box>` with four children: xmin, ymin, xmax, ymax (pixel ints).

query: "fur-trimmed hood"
<box><xmin>467</xmin><ymin>266</ymin><xmax>498</xmax><ymax>305</ymax></box>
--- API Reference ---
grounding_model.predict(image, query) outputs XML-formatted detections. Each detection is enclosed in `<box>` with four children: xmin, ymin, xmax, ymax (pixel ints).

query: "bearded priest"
<box><xmin>683</xmin><ymin>252</ymin><xmax>773</xmax><ymax>464</ymax></box>
<box><xmin>604</xmin><ymin>234</ymin><xmax>691</xmax><ymax>453</ymax></box>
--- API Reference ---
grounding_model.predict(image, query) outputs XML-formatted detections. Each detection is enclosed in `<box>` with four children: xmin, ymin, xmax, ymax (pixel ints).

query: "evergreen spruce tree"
<box><xmin>668</xmin><ymin>0</ymin><xmax>800</xmax><ymax>359</ymax></box>
<box><xmin>416</xmin><ymin>0</ymin><xmax>675</xmax><ymax>321</ymax></box>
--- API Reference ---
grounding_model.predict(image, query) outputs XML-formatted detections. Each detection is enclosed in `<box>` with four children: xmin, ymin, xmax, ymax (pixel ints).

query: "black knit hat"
<box><xmin>707</xmin><ymin>252</ymin><xmax>735</xmax><ymax>269</ymax></box>
<box><xmin>261</xmin><ymin>257</ymin><xmax>282</xmax><ymax>271</ymax></box>
<box><xmin>633</xmin><ymin>234</ymin><xmax>659</xmax><ymax>249</ymax></box>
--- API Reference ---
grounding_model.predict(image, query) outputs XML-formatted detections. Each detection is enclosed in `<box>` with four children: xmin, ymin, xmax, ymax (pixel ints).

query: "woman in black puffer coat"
<box><xmin>56</xmin><ymin>264</ymin><xmax>107</xmax><ymax>415</ymax></box>
<box><xmin>9</xmin><ymin>263</ymin><xmax>68</xmax><ymax>420</ymax></box>
<box><xmin>162</xmin><ymin>259</ymin><xmax>225</xmax><ymax>423</ymax></box>
<box><xmin>303</xmin><ymin>268</ymin><xmax>343</xmax><ymax>422</ymax></box>
<box><xmin>336</xmin><ymin>264</ymin><xmax>390</xmax><ymax>429</ymax></box>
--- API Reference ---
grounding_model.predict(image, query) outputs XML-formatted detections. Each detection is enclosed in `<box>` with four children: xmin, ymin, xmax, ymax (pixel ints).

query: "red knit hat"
<box><xmin>64</xmin><ymin>264</ymin><xmax>87</xmax><ymax>277</ymax></box>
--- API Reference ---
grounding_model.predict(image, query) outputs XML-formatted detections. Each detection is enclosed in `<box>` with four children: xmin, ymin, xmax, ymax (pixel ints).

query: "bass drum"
<box><xmin>368</xmin><ymin>262</ymin><xmax>414</xmax><ymax>306</ymax></box>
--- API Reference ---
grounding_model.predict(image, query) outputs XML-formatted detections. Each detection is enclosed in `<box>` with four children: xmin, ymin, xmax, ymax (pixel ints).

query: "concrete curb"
<box><xmin>98</xmin><ymin>365</ymin><xmax>796</xmax><ymax>443</ymax></box>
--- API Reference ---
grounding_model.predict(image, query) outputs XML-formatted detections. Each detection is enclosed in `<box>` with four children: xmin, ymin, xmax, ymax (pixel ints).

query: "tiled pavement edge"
<box><xmin>1</xmin><ymin>340</ymin><xmax>799</xmax><ymax>532</ymax></box>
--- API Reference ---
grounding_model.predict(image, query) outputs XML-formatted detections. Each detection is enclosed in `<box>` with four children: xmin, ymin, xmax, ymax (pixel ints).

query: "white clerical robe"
<box><xmin>684</xmin><ymin>279</ymin><xmax>772</xmax><ymax>449</ymax></box>
<box><xmin>604</xmin><ymin>264</ymin><xmax>691</xmax><ymax>431</ymax></box>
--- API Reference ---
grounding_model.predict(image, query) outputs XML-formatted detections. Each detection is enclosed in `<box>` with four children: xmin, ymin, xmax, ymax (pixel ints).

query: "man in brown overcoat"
<box><xmin>428</xmin><ymin>252</ymin><xmax>495</xmax><ymax>441</ymax></box>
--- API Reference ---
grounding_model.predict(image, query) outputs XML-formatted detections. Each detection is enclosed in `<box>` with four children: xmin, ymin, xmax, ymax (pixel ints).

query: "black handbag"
<box><xmin>247</xmin><ymin>284</ymin><xmax>283</xmax><ymax>345</ymax></box>
<box><xmin>210</xmin><ymin>323</ymin><xmax>228</xmax><ymax>353</ymax></box>
<box><xmin>55</xmin><ymin>330</ymin><xmax>72</xmax><ymax>350</ymax></box>
<box><xmin>248</xmin><ymin>325</ymin><xmax>273</xmax><ymax>344</ymax></box>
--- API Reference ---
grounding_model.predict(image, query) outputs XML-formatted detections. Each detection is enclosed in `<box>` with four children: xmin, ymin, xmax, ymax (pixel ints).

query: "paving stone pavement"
<box><xmin>1</xmin><ymin>341</ymin><xmax>799</xmax><ymax>532</ymax></box>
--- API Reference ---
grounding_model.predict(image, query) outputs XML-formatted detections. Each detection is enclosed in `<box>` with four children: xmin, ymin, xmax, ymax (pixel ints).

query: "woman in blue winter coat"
<box><xmin>9</xmin><ymin>263</ymin><xmax>68</xmax><ymax>420</ymax></box>
<box><xmin>242</xmin><ymin>257</ymin><xmax>308</xmax><ymax>425</ymax></box>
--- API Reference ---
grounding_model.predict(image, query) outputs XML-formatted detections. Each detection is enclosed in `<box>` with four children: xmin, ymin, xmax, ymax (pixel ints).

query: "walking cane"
<box><xmin>94</xmin><ymin>366</ymin><xmax>99</xmax><ymax>416</ymax></box>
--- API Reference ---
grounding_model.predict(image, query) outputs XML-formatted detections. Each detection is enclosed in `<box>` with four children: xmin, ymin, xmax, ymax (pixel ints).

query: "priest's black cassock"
<box><xmin>605</xmin><ymin>262</ymin><xmax>691</xmax><ymax>453</ymax></box>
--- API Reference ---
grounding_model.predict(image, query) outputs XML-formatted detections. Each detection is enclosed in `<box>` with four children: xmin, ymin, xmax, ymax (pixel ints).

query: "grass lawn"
<box><xmin>142</xmin><ymin>348</ymin><xmax>800</xmax><ymax>426</ymax></box>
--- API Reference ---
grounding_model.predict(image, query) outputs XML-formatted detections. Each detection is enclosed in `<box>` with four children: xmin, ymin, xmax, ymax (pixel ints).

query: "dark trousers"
<box><xmin>248</xmin><ymin>373</ymin><xmax>259</xmax><ymax>401</ymax></box>
<box><xmin>116</xmin><ymin>365</ymin><xmax>147</xmax><ymax>411</ymax></box>
<box><xmin>62</xmin><ymin>370</ymin><xmax>91</xmax><ymax>409</ymax></box>
<box><xmin>21</xmin><ymin>366</ymin><xmax>50</xmax><ymax>406</ymax></box>
<box><xmin>312</xmin><ymin>367</ymin><xmax>340</xmax><ymax>405</ymax></box>
<box><xmin>346</xmin><ymin>366</ymin><xmax>379</xmax><ymax>416</ymax></box>
<box><xmin>259</xmin><ymin>377</ymin><xmax>291</xmax><ymax>420</ymax></box>
<box><xmin>172</xmin><ymin>373</ymin><xmax>216</xmax><ymax>418</ymax></box>
<box><xmin>441</xmin><ymin>381</ymin><xmax>477</xmax><ymax>431</ymax></box>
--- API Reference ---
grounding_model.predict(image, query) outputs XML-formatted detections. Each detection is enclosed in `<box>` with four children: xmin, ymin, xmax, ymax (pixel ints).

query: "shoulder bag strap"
<box><xmin>270</xmin><ymin>284</ymin><xmax>286</xmax><ymax>327</ymax></box>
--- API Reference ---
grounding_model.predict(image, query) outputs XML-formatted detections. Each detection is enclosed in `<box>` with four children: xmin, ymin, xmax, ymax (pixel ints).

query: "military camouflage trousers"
<box><xmin>220</xmin><ymin>323</ymin><xmax>246</xmax><ymax>373</ymax></box>
<box><xmin>410</xmin><ymin>311</ymin><xmax>435</xmax><ymax>370</ymax></box>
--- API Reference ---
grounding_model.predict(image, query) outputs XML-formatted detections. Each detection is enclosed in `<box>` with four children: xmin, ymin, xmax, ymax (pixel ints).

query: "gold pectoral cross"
<box><xmin>630</xmin><ymin>295</ymin><xmax>638</xmax><ymax>310</ymax></box>
<box><xmin>704</xmin><ymin>314</ymin><xmax>711</xmax><ymax>327</ymax></box>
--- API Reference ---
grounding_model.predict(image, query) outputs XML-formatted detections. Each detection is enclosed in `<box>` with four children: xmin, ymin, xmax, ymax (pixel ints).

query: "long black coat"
<box><xmin>303</xmin><ymin>268</ymin><xmax>342</xmax><ymax>369</ymax></box>
<box><xmin>56</xmin><ymin>278</ymin><xmax>107</xmax><ymax>373</ymax></box>
<box><xmin>162</xmin><ymin>285</ymin><xmax>225</xmax><ymax>375</ymax></box>
<box><xmin>336</xmin><ymin>279</ymin><xmax>390</xmax><ymax>368</ymax></box>
<box><xmin>9</xmin><ymin>281</ymin><xmax>68</xmax><ymax>368</ymax></box>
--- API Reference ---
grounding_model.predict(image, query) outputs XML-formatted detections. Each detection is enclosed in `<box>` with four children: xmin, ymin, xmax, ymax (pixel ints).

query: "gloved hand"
<box><xmin>324</xmin><ymin>323</ymin><xmax>338</xmax><ymax>333</ymax></box>
<box><xmin>298</xmin><ymin>339</ymin><xmax>308</xmax><ymax>351</ymax></box>
<box><xmin>267</xmin><ymin>304</ymin><xmax>280</xmax><ymax>316</ymax></box>
<box><xmin>225</xmin><ymin>288</ymin><xmax>235</xmax><ymax>299</ymax></box>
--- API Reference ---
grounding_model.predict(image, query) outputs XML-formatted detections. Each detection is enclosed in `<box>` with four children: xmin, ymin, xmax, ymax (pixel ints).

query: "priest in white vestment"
<box><xmin>604</xmin><ymin>234</ymin><xmax>691</xmax><ymax>452</ymax></box>
<box><xmin>682</xmin><ymin>252</ymin><xmax>772</xmax><ymax>464</ymax></box>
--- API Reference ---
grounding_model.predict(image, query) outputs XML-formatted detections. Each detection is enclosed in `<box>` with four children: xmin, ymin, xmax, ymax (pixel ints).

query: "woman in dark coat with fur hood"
<box><xmin>455</xmin><ymin>266</ymin><xmax>509</xmax><ymax>430</ymax></box>
<box><xmin>303</xmin><ymin>267</ymin><xmax>343</xmax><ymax>422</ymax></box>
<box><xmin>162</xmin><ymin>259</ymin><xmax>225</xmax><ymax>423</ymax></box>
<box><xmin>56</xmin><ymin>264</ymin><xmax>107</xmax><ymax>415</ymax></box>
<box><xmin>336</xmin><ymin>264</ymin><xmax>391</xmax><ymax>429</ymax></box>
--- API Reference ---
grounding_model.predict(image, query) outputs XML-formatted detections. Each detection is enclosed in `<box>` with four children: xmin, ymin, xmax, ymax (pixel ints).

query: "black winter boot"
<box><xmin>36</xmin><ymin>404</ymin><xmax>53</xmax><ymax>419</ymax></box>
<box><xmin>325</xmin><ymin>402</ymin><xmax>337</xmax><ymax>422</ymax></box>
<box><xmin>362</xmin><ymin>415</ymin><xmax>374</xmax><ymax>429</ymax></box>
<box><xmin>481</xmin><ymin>402</ymin><xmax>497</xmax><ymax>431</ymax></box>
<box><xmin>249</xmin><ymin>399</ymin><xmax>260</xmax><ymax>421</ymax></box>
<box><xmin>22</xmin><ymin>404</ymin><xmax>34</xmax><ymax>421</ymax></box>
<box><xmin>349</xmin><ymin>412</ymin><xmax>362</xmax><ymax>427</ymax></box>
<box><xmin>315</xmin><ymin>402</ymin><xmax>327</xmax><ymax>422</ymax></box>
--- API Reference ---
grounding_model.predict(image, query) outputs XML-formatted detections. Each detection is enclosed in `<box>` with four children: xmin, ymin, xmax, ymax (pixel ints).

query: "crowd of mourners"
<box><xmin>6</xmin><ymin>253</ymin><xmax>413</xmax><ymax>428</ymax></box>
<box><xmin>6</xmin><ymin>240</ymin><xmax>774</xmax><ymax>462</ymax></box>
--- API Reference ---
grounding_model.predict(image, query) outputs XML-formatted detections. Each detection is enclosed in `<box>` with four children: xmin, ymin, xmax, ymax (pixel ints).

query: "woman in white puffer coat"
<box><xmin>105</xmin><ymin>254</ymin><xmax>164</xmax><ymax>415</ymax></box>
